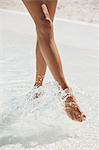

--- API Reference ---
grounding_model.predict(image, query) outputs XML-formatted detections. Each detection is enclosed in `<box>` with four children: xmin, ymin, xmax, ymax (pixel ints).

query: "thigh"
<box><xmin>22</xmin><ymin>0</ymin><xmax>57</xmax><ymax>24</ymax></box>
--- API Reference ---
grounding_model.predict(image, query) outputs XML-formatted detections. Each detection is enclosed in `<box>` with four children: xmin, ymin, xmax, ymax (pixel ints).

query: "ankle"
<box><xmin>60</xmin><ymin>81</ymin><xmax>69</xmax><ymax>90</ymax></box>
<box><xmin>60</xmin><ymin>86</ymin><xmax>73</xmax><ymax>100</ymax></box>
<box><xmin>34</xmin><ymin>75</ymin><xmax>44</xmax><ymax>87</ymax></box>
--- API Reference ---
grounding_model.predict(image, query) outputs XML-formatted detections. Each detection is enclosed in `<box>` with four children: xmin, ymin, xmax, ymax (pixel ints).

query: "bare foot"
<box><xmin>33</xmin><ymin>83</ymin><xmax>42</xmax><ymax>99</ymax></box>
<box><xmin>64</xmin><ymin>88</ymin><xmax>86</xmax><ymax>122</ymax></box>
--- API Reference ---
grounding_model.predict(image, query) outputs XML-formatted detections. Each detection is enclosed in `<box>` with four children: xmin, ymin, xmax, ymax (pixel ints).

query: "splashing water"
<box><xmin>0</xmin><ymin>81</ymin><xmax>98</xmax><ymax>150</ymax></box>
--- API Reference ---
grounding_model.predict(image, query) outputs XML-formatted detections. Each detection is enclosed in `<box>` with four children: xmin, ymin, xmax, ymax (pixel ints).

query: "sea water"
<box><xmin>0</xmin><ymin>30</ymin><xmax>98</xmax><ymax>150</ymax></box>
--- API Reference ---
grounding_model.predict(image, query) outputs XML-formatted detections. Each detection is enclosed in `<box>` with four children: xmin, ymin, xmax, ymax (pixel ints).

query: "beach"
<box><xmin>0</xmin><ymin>1</ymin><xmax>98</xmax><ymax>150</ymax></box>
<box><xmin>0</xmin><ymin>0</ymin><xmax>99</xmax><ymax>23</ymax></box>
<box><xmin>0</xmin><ymin>9</ymin><xmax>98</xmax><ymax>150</ymax></box>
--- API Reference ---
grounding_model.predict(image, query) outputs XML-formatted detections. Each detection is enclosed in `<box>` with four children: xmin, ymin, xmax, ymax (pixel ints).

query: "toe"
<box><xmin>81</xmin><ymin>113</ymin><xmax>86</xmax><ymax>121</ymax></box>
<box><xmin>77</xmin><ymin>113</ymin><xmax>86</xmax><ymax>122</ymax></box>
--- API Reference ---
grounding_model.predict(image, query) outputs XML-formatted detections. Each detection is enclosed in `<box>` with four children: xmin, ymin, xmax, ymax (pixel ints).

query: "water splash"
<box><xmin>0</xmin><ymin>81</ymin><xmax>97</xmax><ymax>149</ymax></box>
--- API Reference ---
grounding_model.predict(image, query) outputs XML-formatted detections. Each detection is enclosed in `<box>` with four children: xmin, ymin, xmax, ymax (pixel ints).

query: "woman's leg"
<box><xmin>22</xmin><ymin>0</ymin><xmax>68</xmax><ymax>90</ymax></box>
<box><xmin>34</xmin><ymin>0</ymin><xmax>58</xmax><ymax>87</ymax></box>
<box><xmin>34</xmin><ymin>41</ymin><xmax>46</xmax><ymax>87</ymax></box>
<box><xmin>22</xmin><ymin>0</ymin><xmax>86</xmax><ymax>122</ymax></box>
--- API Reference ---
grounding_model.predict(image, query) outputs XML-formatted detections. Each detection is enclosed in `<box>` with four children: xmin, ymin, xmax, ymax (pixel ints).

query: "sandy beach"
<box><xmin>0</xmin><ymin>0</ymin><xmax>99</xmax><ymax>24</ymax></box>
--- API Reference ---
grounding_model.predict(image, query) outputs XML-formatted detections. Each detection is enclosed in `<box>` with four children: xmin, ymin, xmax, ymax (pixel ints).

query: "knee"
<box><xmin>36</xmin><ymin>18</ymin><xmax>53</xmax><ymax>39</ymax></box>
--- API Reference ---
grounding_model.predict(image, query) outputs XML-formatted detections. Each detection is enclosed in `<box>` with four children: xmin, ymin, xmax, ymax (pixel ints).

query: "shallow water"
<box><xmin>0</xmin><ymin>29</ymin><xmax>98</xmax><ymax>150</ymax></box>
